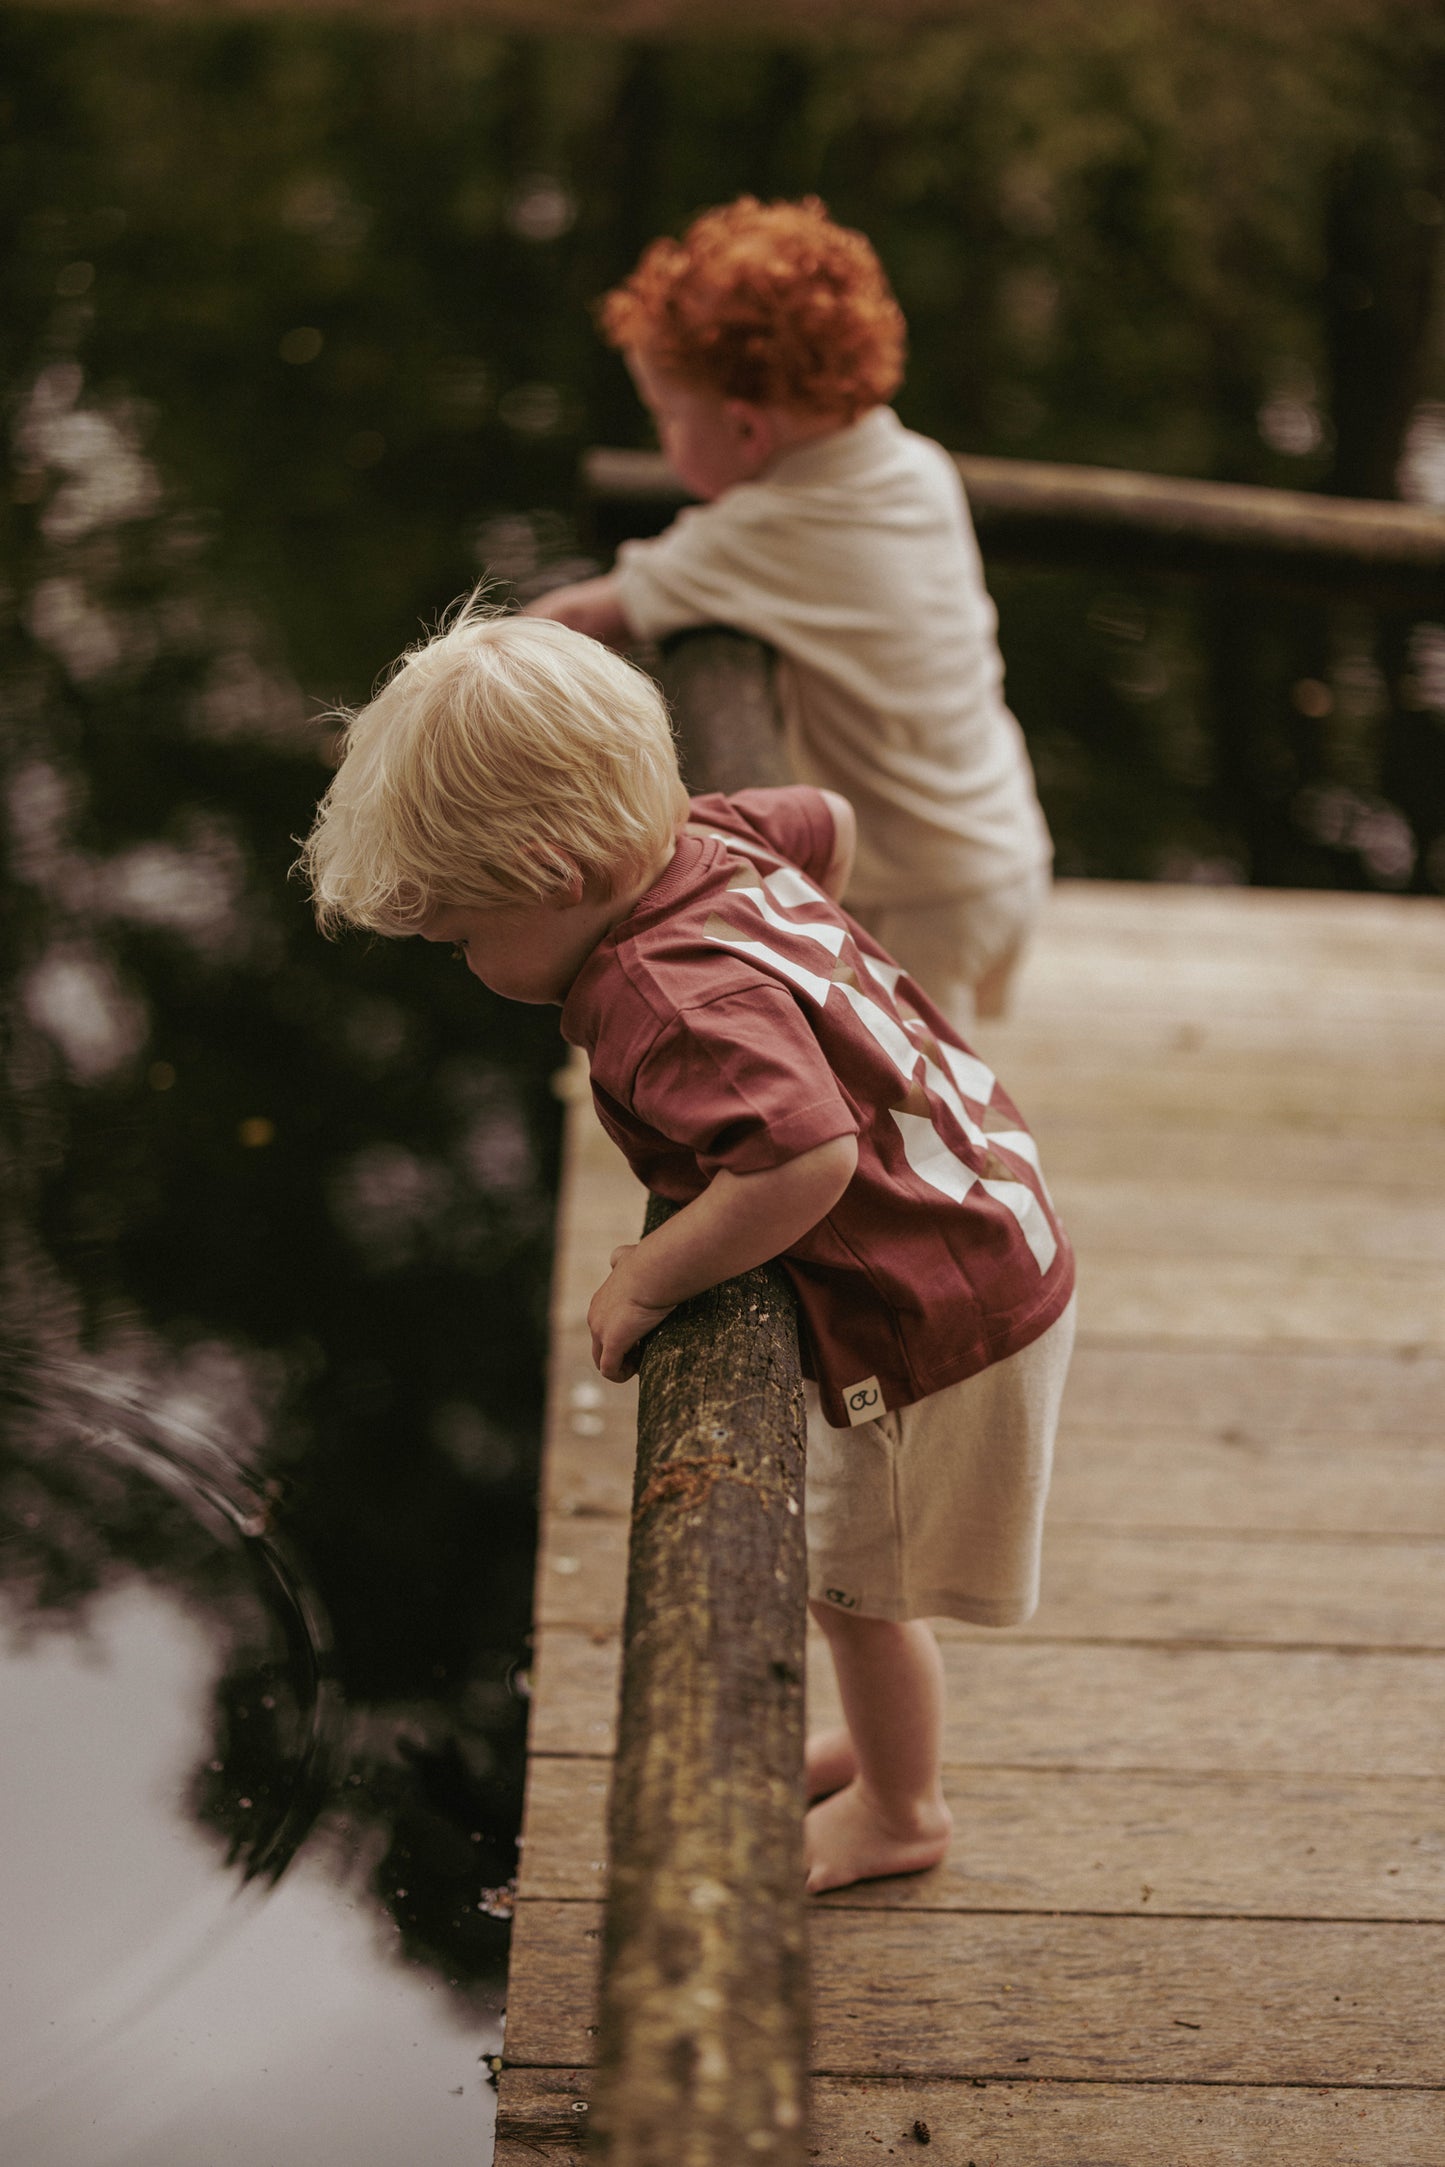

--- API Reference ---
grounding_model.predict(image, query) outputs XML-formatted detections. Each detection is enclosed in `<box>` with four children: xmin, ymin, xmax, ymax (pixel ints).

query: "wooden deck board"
<box><xmin>519</xmin><ymin>1756</ymin><xmax>1445</xmax><ymax>1920</ymax></box>
<box><xmin>504</xmin><ymin>1899</ymin><xmax>1445</xmax><ymax>2086</ymax></box>
<box><xmin>528</xmin><ymin>1628</ymin><xmax>1445</xmax><ymax>1775</ymax></box>
<box><xmin>1050</xmin><ymin>1429</ymin><xmax>1445</xmax><ymax>1534</ymax></box>
<box><xmin>1050</xmin><ymin>1177</ymin><xmax>1445</xmax><ymax>1261</ymax></box>
<box><xmin>495</xmin><ymin>878</ymin><xmax>1445</xmax><ymax>2162</ymax></box>
<box><xmin>497</xmin><ymin>2067</ymin><xmax>1445</xmax><ymax>2167</ymax></box>
<box><xmin>535</xmin><ymin>1511</ymin><xmax>1445</xmax><ymax>1647</ymax></box>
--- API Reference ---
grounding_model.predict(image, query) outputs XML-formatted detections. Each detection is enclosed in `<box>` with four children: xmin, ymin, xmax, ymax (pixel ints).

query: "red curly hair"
<box><xmin>598</xmin><ymin>196</ymin><xmax>906</xmax><ymax>421</ymax></box>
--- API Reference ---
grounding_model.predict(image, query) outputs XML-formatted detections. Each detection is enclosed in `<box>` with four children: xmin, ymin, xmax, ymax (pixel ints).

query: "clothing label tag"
<box><xmin>843</xmin><ymin>1376</ymin><xmax>884</xmax><ymax>1427</ymax></box>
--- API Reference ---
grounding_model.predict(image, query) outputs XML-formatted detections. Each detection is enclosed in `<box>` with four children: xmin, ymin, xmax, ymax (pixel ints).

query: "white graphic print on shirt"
<box><xmin>699</xmin><ymin>837</ymin><xmax>1057</xmax><ymax>1277</ymax></box>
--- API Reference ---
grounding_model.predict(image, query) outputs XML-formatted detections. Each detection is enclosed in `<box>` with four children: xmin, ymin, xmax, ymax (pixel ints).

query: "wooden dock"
<box><xmin>495</xmin><ymin>877</ymin><xmax>1445</xmax><ymax>2166</ymax></box>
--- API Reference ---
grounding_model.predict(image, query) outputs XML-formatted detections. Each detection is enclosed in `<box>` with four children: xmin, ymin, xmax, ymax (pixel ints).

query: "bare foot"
<box><xmin>803</xmin><ymin>1780</ymin><xmax>952</xmax><ymax>1894</ymax></box>
<box><xmin>805</xmin><ymin>1725</ymin><xmax>858</xmax><ymax>1803</ymax></box>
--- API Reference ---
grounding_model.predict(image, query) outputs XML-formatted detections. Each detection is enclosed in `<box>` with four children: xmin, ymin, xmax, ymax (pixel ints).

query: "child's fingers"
<box><xmin>593</xmin><ymin>1328</ymin><xmax>638</xmax><ymax>1384</ymax></box>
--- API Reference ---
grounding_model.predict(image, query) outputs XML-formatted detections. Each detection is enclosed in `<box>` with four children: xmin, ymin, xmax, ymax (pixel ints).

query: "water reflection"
<box><xmin>3</xmin><ymin>1351</ymin><xmax>334</xmax><ymax>1881</ymax></box>
<box><xmin>3</xmin><ymin>1593</ymin><xmax>489</xmax><ymax>2167</ymax></box>
<box><xmin>4</xmin><ymin>308</ymin><xmax>559</xmax><ymax>2153</ymax></box>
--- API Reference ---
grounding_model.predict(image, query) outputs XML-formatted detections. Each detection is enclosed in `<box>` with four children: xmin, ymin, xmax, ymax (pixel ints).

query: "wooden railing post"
<box><xmin>584</xmin><ymin>445</ymin><xmax>1445</xmax><ymax>605</ymax></box>
<box><xmin>654</xmin><ymin>626</ymin><xmax>789</xmax><ymax>793</ymax></box>
<box><xmin>587</xmin><ymin>630</ymin><xmax>811</xmax><ymax>2167</ymax></box>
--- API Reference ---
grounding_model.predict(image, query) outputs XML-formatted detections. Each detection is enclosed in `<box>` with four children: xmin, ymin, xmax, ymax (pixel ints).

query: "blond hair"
<box><xmin>298</xmin><ymin>600</ymin><xmax>688</xmax><ymax>936</ymax></box>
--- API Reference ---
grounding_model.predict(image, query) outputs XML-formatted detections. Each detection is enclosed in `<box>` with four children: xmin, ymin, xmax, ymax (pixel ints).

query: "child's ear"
<box><xmin>549</xmin><ymin>867</ymin><xmax>587</xmax><ymax>909</ymax></box>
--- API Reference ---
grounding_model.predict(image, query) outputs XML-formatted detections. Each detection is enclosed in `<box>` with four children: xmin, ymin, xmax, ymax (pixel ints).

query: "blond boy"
<box><xmin>529</xmin><ymin>194</ymin><xmax>1053</xmax><ymax>1032</ymax></box>
<box><xmin>300</xmin><ymin>606</ymin><xmax>1075</xmax><ymax>1892</ymax></box>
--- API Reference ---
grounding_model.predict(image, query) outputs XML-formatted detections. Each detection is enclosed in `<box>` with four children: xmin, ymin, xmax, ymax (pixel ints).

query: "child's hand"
<box><xmin>522</xmin><ymin>575</ymin><xmax>633</xmax><ymax>649</ymax></box>
<box><xmin>587</xmin><ymin>1243</ymin><xmax>677</xmax><ymax>1382</ymax></box>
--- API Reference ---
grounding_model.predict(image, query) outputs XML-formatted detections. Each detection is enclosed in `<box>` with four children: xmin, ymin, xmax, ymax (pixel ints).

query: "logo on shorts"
<box><xmin>844</xmin><ymin>1376</ymin><xmax>883</xmax><ymax>1426</ymax></box>
<box><xmin>824</xmin><ymin>1587</ymin><xmax>858</xmax><ymax>1609</ymax></box>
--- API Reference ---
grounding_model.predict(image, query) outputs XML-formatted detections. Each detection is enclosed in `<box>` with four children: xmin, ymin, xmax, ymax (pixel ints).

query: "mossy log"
<box><xmin>586</xmin><ymin>641</ymin><xmax>811</xmax><ymax>2165</ymax></box>
<box><xmin>588</xmin><ymin>1202</ymin><xmax>810</xmax><ymax>2164</ymax></box>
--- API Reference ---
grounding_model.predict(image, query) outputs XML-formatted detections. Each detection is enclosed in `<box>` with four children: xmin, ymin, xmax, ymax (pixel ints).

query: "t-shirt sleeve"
<box><xmin>613</xmin><ymin>494</ymin><xmax>797</xmax><ymax>645</ymax></box>
<box><xmin>630</xmin><ymin>985</ymin><xmax>859</xmax><ymax>1179</ymax></box>
<box><xmin>688</xmin><ymin>786</ymin><xmax>838</xmax><ymax>888</ymax></box>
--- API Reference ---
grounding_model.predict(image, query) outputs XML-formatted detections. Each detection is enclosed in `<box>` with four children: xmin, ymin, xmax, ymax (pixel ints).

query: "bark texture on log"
<box><xmin>584</xmin><ymin>445</ymin><xmax>1445</xmax><ymax>603</ymax></box>
<box><xmin>588</xmin><ymin>1193</ymin><xmax>810</xmax><ymax>2167</ymax></box>
<box><xmin>656</xmin><ymin>626</ymin><xmax>788</xmax><ymax>793</ymax></box>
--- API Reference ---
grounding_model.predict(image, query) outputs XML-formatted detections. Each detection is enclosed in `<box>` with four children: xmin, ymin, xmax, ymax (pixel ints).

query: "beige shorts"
<box><xmin>806</xmin><ymin>1295</ymin><xmax>1076</xmax><ymax>1627</ymax></box>
<box><xmin>850</xmin><ymin>863</ymin><xmax>1051</xmax><ymax>1034</ymax></box>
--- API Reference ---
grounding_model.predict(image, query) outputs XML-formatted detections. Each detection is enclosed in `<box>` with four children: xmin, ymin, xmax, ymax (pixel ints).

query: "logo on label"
<box><xmin>844</xmin><ymin>1377</ymin><xmax>883</xmax><ymax>1426</ymax></box>
<box><xmin>824</xmin><ymin>1587</ymin><xmax>858</xmax><ymax>1609</ymax></box>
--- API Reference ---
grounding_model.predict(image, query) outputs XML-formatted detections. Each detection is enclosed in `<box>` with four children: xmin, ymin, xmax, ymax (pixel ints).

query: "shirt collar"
<box><xmin>761</xmin><ymin>405</ymin><xmax>901</xmax><ymax>490</ymax></box>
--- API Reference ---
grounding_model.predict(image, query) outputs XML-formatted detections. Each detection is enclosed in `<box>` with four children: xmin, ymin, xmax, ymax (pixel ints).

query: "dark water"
<box><xmin>0</xmin><ymin>366</ymin><xmax>558</xmax><ymax>2153</ymax></box>
<box><xmin>2</xmin><ymin>11</ymin><xmax>1443</xmax><ymax>2161</ymax></box>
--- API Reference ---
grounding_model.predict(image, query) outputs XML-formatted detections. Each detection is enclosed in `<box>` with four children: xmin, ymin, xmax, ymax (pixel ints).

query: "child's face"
<box><xmin>626</xmin><ymin>345</ymin><xmax>772</xmax><ymax>501</ymax></box>
<box><xmin>420</xmin><ymin>893</ymin><xmax>602</xmax><ymax>1005</ymax></box>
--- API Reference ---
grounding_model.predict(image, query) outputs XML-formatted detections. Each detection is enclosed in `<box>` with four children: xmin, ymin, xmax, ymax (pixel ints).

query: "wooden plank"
<box><xmin>1008</xmin><ymin>940</ymin><xmax>1445</xmax><ymax>1011</ymax></box>
<box><xmin>544</xmin><ymin>1344</ymin><xmax>1445</xmax><ymax>1530</ymax></box>
<box><xmin>538</xmin><ymin>1327</ymin><xmax>637</xmax><ymax>1522</ymax></box>
<box><xmin>519</xmin><ymin>1756</ymin><xmax>1445</xmax><ymax>1922</ymax></box>
<box><xmin>1018</xmin><ymin>1117</ymin><xmax>1445</xmax><ymax>1191</ymax></box>
<box><xmin>998</xmin><ymin>967</ymin><xmax>1445</xmax><ymax>1023</ymax></box>
<box><xmin>1075</xmin><ymin>1254</ymin><xmax>1445</xmax><ymax>1349</ymax></box>
<box><xmin>804</xmin><ymin>2076</ymin><xmax>1445</xmax><ymax>2167</ymax></box>
<box><xmin>1022</xmin><ymin>877</ymin><xmax>1445</xmax><ymax>955</ymax></box>
<box><xmin>1051</xmin><ymin>1426</ymin><xmax>1445</xmax><ymax>1535</ymax></box>
<box><xmin>1031</xmin><ymin>1527</ymin><xmax>1445</xmax><ymax>1651</ymax></box>
<box><xmin>525</xmin><ymin>1628</ymin><xmax>622</xmax><ymax>1758</ymax></box>
<box><xmin>1052</xmin><ymin>1177</ymin><xmax>1445</xmax><ymax>1263</ymax></box>
<box><xmin>824</xmin><ymin>1766</ymin><xmax>1445</xmax><ymax>1921</ymax></box>
<box><xmin>546</xmin><ymin>1430</ymin><xmax>1445</xmax><ymax>1547</ymax></box>
<box><xmin>530</xmin><ymin>1629</ymin><xmax>1445</xmax><ymax>1776</ymax></box>
<box><xmin>535</xmin><ymin>1513</ymin><xmax>1445</xmax><ymax>1649</ymax></box>
<box><xmin>532</xmin><ymin>1513</ymin><xmax>627</xmax><ymax>1627</ymax></box>
<box><xmin>980</xmin><ymin>1049</ymin><xmax>1445</xmax><ymax>1128</ymax></box>
<box><xmin>545</xmin><ymin>1164</ymin><xmax>642</xmax><ymax>1318</ymax></box>
<box><xmin>515</xmin><ymin>1757</ymin><xmax>612</xmax><ymax>1903</ymax></box>
<box><xmin>1062</xmin><ymin>1342</ymin><xmax>1445</xmax><ymax>1433</ymax></box>
<box><xmin>496</xmin><ymin>2067</ymin><xmax>1445</xmax><ymax>2167</ymax></box>
<box><xmin>543</xmin><ymin>1345</ymin><xmax>1445</xmax><ymax>1523</ymax></box>
<box><xmin>1004</xmin><ymin>998</ymin><xmax>1445</xmax><ymax>1056</ymax></box>
<box><xmin>504</xmin><ymin>1900</ymin><xmax>1445</xmax><ymax>2086</ymax></box>
<box><xmin>543</xmin><ymin>1446</ymin><xmax>636</xmax><ymax>1525</ymax></box>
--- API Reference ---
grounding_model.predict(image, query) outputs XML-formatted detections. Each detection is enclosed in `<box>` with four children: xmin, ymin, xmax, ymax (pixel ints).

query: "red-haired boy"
<box><xmin>529</xmin><ymin>194</ymin><xmax>1054</xmax><ymax>1032</ymax></box>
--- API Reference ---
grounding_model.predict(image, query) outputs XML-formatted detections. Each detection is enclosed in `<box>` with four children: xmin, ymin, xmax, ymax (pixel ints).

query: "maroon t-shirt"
<box><xmin>561</xmin><ymin>787</ymin><xmax>1074</xmax><ymax>1427</ymax></box>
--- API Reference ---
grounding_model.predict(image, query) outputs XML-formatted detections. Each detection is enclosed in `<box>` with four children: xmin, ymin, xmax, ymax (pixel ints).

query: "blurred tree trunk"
<box><xmin>1323</xmin><ymin>59</ymin><xmax>1445</xmax><ymax>889</ymax></box>
<box><xmin>576</xmin><ymin>45</ymin><xmax>668</xmax><ymax>449</ymax></box>
<box><xmin>1322</xmin><ymin>144</ymin><xmax>1445</xmax><ymax>503</ymax></box>
<box><xmin>1212</xmin><ymin>33</ymin><xmax>1445</xmax><ymax>889</ymax></box>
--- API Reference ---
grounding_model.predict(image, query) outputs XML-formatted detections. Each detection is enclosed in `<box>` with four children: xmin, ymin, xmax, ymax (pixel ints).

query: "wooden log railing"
<box><xmin>583</xmin><ymin>445</ymin><xmax>1445</xmax><ymax>606</ymax></box>
<box><xmin>586</xmin><ymin>631</ymin><xmax>810</xmax><ymax>2167</ymax></box>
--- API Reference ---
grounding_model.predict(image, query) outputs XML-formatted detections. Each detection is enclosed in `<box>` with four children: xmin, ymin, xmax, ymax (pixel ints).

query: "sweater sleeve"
<box><xmin>613</xmin><ymin>496</ymin><xmax>775</xmax><ymax>642</ymax></box>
